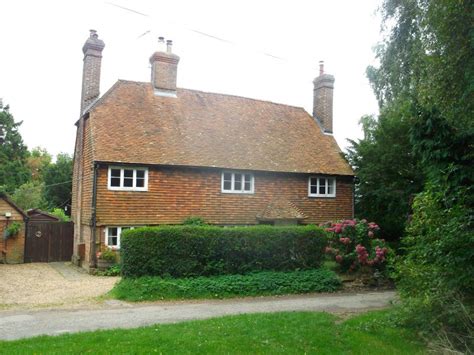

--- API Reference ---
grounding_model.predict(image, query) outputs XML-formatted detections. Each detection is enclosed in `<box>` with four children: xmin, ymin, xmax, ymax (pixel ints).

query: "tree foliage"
<box><xmin>355</xmin><ymin>0</ymin><xmax>474</xmax><ymax>351</ymax></box>
<box><xmin>346</xmin><ymin>110</ymin><xmax>424</xmax><ymax>239</ymax></box>
<box><xmin>26</xmin><ymin>147</ymin><xmax>52</xmax><ymax>181</ymax></box>
<box><xmin>43</xmin><ymin>153</ymin><xmax>73</xmax><ymax>212</ymax></box>
<box><xmin>0</xmin><ymin>104</ymin><xmax>30</xmax><ymax>193</ymax></box>
<box><xmin>11</xmin><ymin>181</ymin><xmax>46</xmax><ymax>211</ymax></box>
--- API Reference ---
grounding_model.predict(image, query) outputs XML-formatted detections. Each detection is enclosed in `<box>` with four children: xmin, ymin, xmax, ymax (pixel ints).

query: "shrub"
<box><xmin>50</xmin><ymin>208</ymin><xmax>71</xmax><ymax>222</ymax></box>
<box><xmin>96</xmin><ymin>264</ymin><xmax>121</xmax><ymax>277</ymax></box>
<box><xmin>322</xmin><ymin>219</ymin><xmax>392</xmax><ymax>273</ymax></box>
<box><xmin>182</xmin><ymin>216</ymin><xmax>207</xmax><ymax>226</ymax></box>
<box><xmin>97</xmin><ymin>248</ymin><xmax>117</xmax><ymax>263</ymax></box>
<box><xmin>111</xmin><ymin>269</ymin><xmax>342</xmax><ymax>301</ymax></box>
<box><xmin>121</xmin><ymin>225</ymin><xmax>327</xmax><ymax>278</ymax></box>
<box><xmin>395</xmin><ymin>187</ymin><xmax>474</xmax><ymax>352</ymax></box>
<box><xmin>4</xmin><ymin>222</ymin><xmax>21</xmax><ymax>239</ymax></box>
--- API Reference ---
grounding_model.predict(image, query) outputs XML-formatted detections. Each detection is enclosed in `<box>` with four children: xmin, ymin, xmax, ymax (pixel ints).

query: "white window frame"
<box><xmin>108</xmin><ymin>166</ymin><xmax>148</xmax><ymax>191</ymax></box>
<box><xmin>105</xmin><ymin>226</ymin><xmax>136</xmax><ymax>249</ymax></box>
<box><xmin>308</xmin><ymin>176</ymin><xmax>336</xmax><ymax>197</ymax></box>
<box><xmin>221</xmin><ymin>171</ymin><xmax>255</xmax><ymax>194</ymax></box>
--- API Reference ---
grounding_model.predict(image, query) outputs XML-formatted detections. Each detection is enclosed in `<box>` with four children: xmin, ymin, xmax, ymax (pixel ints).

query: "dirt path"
<box><xmin>0</xmin><ymin>263</ymin><xmax>118</xmax><ymax>310</ymax></box>
<box><xmin>0</xmin><ymin>290</ymin><xmax>396</xmax><ymax>340</ymax></box>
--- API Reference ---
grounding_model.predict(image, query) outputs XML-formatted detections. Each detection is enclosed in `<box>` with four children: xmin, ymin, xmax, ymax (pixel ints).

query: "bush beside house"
<box><xmin>120</xmin><ymin>225</ymin><xmax>327</xmax><ymax>278</ymax></box>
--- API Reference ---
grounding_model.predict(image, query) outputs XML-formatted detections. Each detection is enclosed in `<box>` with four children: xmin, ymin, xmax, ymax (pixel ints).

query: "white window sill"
<box><xmin>308</xmin><ymin>194</ymin><xmax>336</xmax><ymax>198</ymax></box>
<box><xmin>108</xmin><ymin>187</ymin><xmax>148</xmax><ymax>192</ymax></box>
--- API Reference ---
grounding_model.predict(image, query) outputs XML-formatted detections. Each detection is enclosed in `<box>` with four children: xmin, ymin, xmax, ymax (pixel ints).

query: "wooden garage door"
<box><xmin>25</xmin><ymin>222</ymin><xmax>73</xmax><ymax>263</ymax></box>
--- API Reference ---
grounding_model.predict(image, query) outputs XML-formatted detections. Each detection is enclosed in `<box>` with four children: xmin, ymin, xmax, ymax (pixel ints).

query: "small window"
<box><xmin>108</xmin><ymin>167</ymin><xmax>148</xmax><ymax>191</ymax></box>
<box><xmin>105</xmin><ymin>226</ymin><xmax>135</xmax><ymax>249</ymax></box>
<box><xmin>308</xmin><ymin>176</ymin><xmax>336</xmax><ymax>197</ymax></box>
<box><xmin>221</xmin><ymin>171</ymin><xmax>254</xmax><ymax>194</ymax></box>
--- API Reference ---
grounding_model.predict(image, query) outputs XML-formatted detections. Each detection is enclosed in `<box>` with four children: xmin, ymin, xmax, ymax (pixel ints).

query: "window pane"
<box><xmin>111</xmin><ymin>169</ymin><xmax>121</xmax><ymax>187</ymax></box>
<box><xmin>108</xmin><ymin>227</ymin><xmax>118</xmax><ymax>236</ymax></box>
<box><xmin>310</xmin><ymin>185</ymin><xmax>317</xmax><ymax>194</ymax></box>
<box><xmin>327</xmin><ymin>179</ymin><xmax>335</xmax><ymax>195</ymax></box>
<box><xmin>234</xmin><ymin>174</ymin><xmax>242</xmax><ymax>190</ymax></box>
<box><xmin>223</xmin><ymin>181</ymin><xmax>231</xmax><ymax>190</ymax></box>
<box><xmin>136</xmin><ymin>169</ymin><xmax>145</xmax><ymax>188</ymax></box>
<box><xmin>108</xmin><ymin>236</ymin><xmax>118</xmax><ymax>246</ymax></box>
<box><xmin>319</xmin><ymin>178</ymin><xmax>326</xmax><ymax>195</ymax></box>
<box><xmin>111</xmin><ymin>169</ymin><xmax>121</xmax><ymax>178</ymax></box>
<box><xmin>123</xmin><ymin>170</ymin><xmax>133</xmax><ymax>187</ymax></box>
<box><xmin>136</xmin><ymin>178</ymin><xmax>144</xmax><ymax>187</ymax></box>
<box><xmin>223</xmin><ymin>173</ymin><xmax>232</xmax><ymax>181</ymax></box>
<box><xmin>244</xmin><ymin>174</ymin><xmax>252</xmax><ymax>191</ymax></box>
<box><xmin>111</xmin><ymin>177</ymin><xmax>121</xmax><ymax>187</ymax></box>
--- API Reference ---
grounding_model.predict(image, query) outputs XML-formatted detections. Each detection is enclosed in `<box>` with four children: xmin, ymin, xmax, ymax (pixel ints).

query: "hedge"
<box><xmin>111</xmin><ymin>269</ymin><xmax>342</xmax><ymax>301</ymax></box>
<box><xmin>121</xmin><ymin>225</ymin><xmax>327</xmax><ymax>278</ymax></box>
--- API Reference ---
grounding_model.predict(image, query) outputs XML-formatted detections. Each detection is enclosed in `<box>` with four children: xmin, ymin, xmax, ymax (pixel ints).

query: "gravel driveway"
<box><xmin>0</xmin><ymin>263</ymin><xmax>118</xmax><ymax>310</ymax></box>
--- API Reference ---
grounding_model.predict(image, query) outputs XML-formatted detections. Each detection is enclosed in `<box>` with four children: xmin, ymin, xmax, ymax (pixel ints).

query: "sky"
<box><xmin>0</xmin><ymin>0</ymin><xmax>382</xmax><ymax>159</ymax></box>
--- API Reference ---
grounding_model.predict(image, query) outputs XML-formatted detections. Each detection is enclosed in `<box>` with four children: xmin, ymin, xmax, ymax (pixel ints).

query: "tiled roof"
<box><xmin>257</xmin><ymin>197</ymin><xmax>307</xmax><ymax>220</ymax></box>
<box><xmin>88</xmin><ymin>80</ymin><xmax>354</xmax><ymax>176</ymax></box>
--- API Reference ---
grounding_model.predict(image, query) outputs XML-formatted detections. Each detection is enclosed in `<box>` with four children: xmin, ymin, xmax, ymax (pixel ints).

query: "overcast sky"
<box><xmin>0</xmin><ymin>0</ymin><xmax>381</xmax><ymax>159</ymax></box>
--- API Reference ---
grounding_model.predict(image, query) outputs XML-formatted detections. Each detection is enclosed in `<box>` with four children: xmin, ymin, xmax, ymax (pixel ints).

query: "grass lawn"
<box><xmin>0</xmin><ymin>310</ymin><xmax>425</xmax><ymax>354</ymax></box>
<box><xmin>110</xmin><ymin>269</ymin><xmax>342</xmax><ymax>301</ymax></box>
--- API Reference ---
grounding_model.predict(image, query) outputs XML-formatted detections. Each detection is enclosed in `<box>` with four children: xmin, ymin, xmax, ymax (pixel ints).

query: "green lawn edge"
<box><xmin>0</xmin><ymin>310</ymin><xmax>426</xmax><ymax>354</ymax></box>
<box><xmin>110</xmin><ymin>268</ymin><xmax>342</xmax><ymax>301</ymax></box>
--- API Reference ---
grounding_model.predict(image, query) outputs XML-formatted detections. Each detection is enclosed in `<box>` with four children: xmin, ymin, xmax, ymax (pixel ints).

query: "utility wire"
<box><xmin>106</xmin><ymin>1</ymin><xmax>294</xmax><ymax>64</ymax></box>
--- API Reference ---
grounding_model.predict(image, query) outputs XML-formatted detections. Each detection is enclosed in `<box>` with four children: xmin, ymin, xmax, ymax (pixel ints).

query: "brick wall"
<box><xmin>72</xmin><ymin>115</ymin><xmax>95</xmax><ymax>266</ymax></box>
<box><xmin>95</xmin><ymin>165</ymin><xmax>353</xmax><ymax>226</ymax></box>
<box><xmin>0</xmin><ymin>199</ymin><xmax>25</xmax><ymax>264</ymax></box>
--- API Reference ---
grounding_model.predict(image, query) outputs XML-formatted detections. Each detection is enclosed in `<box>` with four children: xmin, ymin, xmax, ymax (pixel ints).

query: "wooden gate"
<box><xmin>24</xmin><ymin>222</ymin><xmax>73</xmax><ymax>263</ymax></box>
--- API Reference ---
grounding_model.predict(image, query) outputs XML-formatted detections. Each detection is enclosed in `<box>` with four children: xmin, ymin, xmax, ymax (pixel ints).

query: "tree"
<box><xmin>346</xmin><ymin>109</ymin><xmax>424</xmax><ymax>240</ymax></box>
<box><xmin>43</xmin><ymin>153</ymin><xmax>73</xmax><ymax>212</ymax></box>
<box><xmin>360</xmin><ymin>0</ymin><xmax>474</xmax><ymax>351</ymax></box>
<box><xmin>0</xmin><ymin>103</ymin><xmax>30</xmax><ymax>193</ymax></box>
<box><xmin>11</xmin><ymin>181</ymin><xmax>46</xmax><ymax>211</ymax></box>
<box><xmin>26</xmin><ymin>147</ymin><xmax>52</xmax><ymax>181</ymax></box>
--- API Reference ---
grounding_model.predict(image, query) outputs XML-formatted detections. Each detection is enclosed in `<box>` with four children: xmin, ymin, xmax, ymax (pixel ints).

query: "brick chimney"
<box><xmin>149</xmin><ymin>37</ymin><xmax>180</xmax><ymax>97</ymax></box>
<box><xmin>313</xmin><ymin>61</ymin><xmax>335</xmax><ymax>133</ymax></box>
<box><xmin>80</xmin><ymin>30</ymin><xmax>105</xmax><ymax>114</ymax></box>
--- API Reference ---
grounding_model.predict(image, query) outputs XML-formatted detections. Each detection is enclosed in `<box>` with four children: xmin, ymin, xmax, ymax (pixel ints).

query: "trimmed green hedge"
<box><xmin>121</xmin><ymin>225</ymin><xmax>327</xmax><ymax>278</ymax></box>
<box><xmin>111</xmin><ymin>269</ymin><xmax>342</xmax><ymax>301</ymax></box>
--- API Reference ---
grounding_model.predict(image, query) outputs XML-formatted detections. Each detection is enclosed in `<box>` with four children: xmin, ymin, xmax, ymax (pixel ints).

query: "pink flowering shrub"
<box><xmin>321</xmin><ymin>219</ymin><xmax>390</xmax><ymax>273</ymax></box>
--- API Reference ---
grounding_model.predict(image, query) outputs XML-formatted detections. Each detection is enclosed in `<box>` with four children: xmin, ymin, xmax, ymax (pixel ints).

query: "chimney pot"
<box><xmin>166</xmin><ymin>40</ymin><xmax>173</xmax><ymax>53</ymax></box>
<box><xmin>319</xmin><ymin>60</ymin><xmax>324</xmax><ymax>76</ymax></box>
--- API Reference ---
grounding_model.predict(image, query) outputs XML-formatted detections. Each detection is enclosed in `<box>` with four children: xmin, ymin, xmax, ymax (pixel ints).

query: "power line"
<box><xmin>105</xmin><ymin>1</ymin><xmax>297</xmax><ymax>65</ymax></box>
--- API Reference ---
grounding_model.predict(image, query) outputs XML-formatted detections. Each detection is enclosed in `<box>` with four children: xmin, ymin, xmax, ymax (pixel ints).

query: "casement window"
<box><xmin>308</xmin><ymin>176</ymin><xmax>336</xmax><ymax>197</ymax></box>
<box><xmin>108</xmin><ymin>166</ymin><xmax>148</xmax><ymax>191</ymax></box>
<box><xmin>221</xmin><ymin>171</ymin><xmax>254</xmax><ymax>194</ymax></box>
<box><xmin>105</xmin><ymin>226</ymin><xmax>135</xmax><ymax>249</ymax></box>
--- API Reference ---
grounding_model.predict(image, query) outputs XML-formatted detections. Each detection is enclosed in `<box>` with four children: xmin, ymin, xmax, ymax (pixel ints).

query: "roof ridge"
<box><xmin>115</xmin><ymin>79</ymin><xmax>306</xmax><ymax>111</ymax></box>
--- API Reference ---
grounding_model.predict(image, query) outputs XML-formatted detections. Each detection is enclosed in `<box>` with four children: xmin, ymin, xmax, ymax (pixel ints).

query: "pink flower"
<box><xmin>335</xmin><ymin>255</ymin><xmax>343</xmax><ymax>263</ymax></box>
<box><xmin>334</xmin><ymin>223</ymin><xmax>342</xmax><ymax>234</ymax></box>
<box><xmin>368</xmin><ymin>231</ymin><xmax>374</xmax><ymax>238</ymax></box>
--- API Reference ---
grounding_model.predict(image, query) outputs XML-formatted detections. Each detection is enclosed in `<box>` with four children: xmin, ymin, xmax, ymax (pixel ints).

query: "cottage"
<box><xmin>72</xmin><ymin>31</ymin><xmax>354</xmax><ymax>269</ymax></box>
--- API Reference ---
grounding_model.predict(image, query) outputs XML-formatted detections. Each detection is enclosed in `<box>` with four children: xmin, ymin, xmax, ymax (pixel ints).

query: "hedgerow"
<box><xmin>111</xmin><ymin>269</ymin><xmax>342</xmax><ymax>301</ymax></box>
<box><xmin>120</xmin><ymin>225</ymin><xmax>327</xmax><ymax>278</ymax></box>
